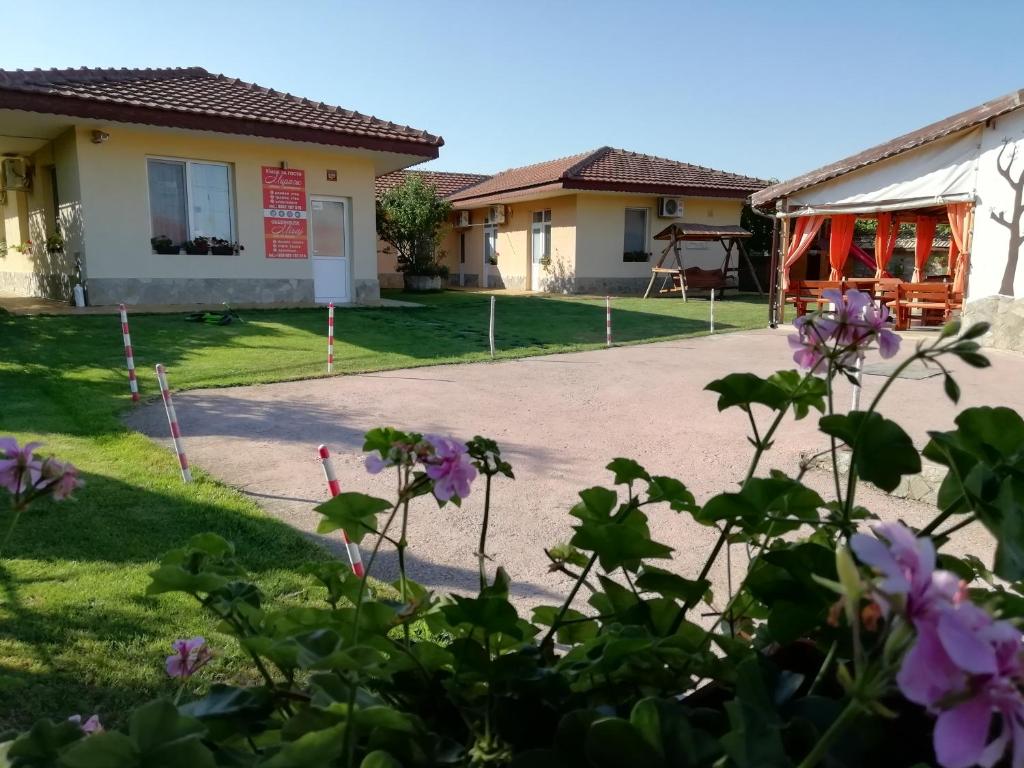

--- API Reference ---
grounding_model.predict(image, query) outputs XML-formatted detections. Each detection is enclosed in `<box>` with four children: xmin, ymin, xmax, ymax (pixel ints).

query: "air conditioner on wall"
<box><xmin>1</xmin><ymin>158</ymin><xmax>30</xmax><ymax>191</ymax></box>
<box><xmin>456</xmin><ymin>210</ymin><xmax>471</xmax><ymax>228</ymax></box>
<box><xmin>657</xmin><ymin>197</ymin><xmax>684</xmax><ymax>218</ymax></box>
<box><xmin>489</xmin><ymin>205</ymin><xmax>506</xmax><ymax>224</ymax></box>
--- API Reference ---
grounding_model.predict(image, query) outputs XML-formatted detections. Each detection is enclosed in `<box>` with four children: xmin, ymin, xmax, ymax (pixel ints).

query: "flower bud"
<box><xmin>836</xmin><ymin>546</ymin><xmax>862</xmax><ymax>624</ymax></box>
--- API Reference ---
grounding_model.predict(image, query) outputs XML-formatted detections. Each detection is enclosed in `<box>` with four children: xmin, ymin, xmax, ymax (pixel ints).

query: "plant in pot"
<box><xmin>45</xmin><ymin>231</ymin><xmax>65</xmax><ymax>255</ymax></box>
<box><xmin>183</xmin><ymin>236</ymin><xmax>210</xmax><ymax>255</ymax></box>
<box><xmin>376</xmin><ymin>174</ymin><xmax>453</xmax><ymax>292</ymax></box>
<box><xmin>209</xmin><ymin>237</ymin><xmax>240</xmax><ymax>255</ymax></box>
<box><xmin>151</xmin><ymin>235</ymin><xmax>180</xmax><ymax>255</ymax></box>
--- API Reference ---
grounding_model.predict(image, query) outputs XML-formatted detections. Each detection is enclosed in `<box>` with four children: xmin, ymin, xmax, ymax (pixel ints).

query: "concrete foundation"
<box><xmin>962</xmin><ymin>294</ymin><xmax>1024</xmax><ymax>353</ymax></box>
<box><xmin>573</xmin><ymin>277</ymin><xmax>651</xmax><ymax>295</ymax></box>
<box><xmin>87</xmin><ymin>277</ymin><xmax>316</xmax><ymax>306</ymax></box>
<box><xmin>0</xmin><ymin>270</ymin><xmax>74</xmax><ymax>302</ymax></box>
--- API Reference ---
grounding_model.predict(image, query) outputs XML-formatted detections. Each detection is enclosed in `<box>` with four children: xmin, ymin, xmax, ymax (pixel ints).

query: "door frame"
<box><xmin>309</xmin><ymin>194</ymin><xmax>353</xmax><ymax>304</ymax></box>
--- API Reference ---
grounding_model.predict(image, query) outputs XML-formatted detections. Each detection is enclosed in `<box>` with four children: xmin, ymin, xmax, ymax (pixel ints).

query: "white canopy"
<box><xmin>780</xmin><ymin>127</ymin><xmax>982</xmax><ymax>217</ymax></box>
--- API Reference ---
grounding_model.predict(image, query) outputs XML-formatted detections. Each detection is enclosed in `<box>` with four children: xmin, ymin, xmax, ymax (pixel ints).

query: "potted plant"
<box><xmin>210</xmin><ymin>237</ymin><xmax>239</xmax><ymax>256</ymax></box>
<box><xmin>183</xmin><ymin>236</ymin><xmax>210</xmax><ymax>255</ymax></box>
<box><xmin>45</xmin><ymin>232</ymin><xmax>65</xmax><ymax>255</ymax></box>
<box><xmin>376</xmin><ymin>175</ymin><xmax>453</xmax><ymax>292</ymax></box>
<box><xmin>151</xmin><ymin>235</ymin><xmax>180</xmax><ymax>255</ymax></box>
<box><xmin>14</xmin><ymin>240</ymin><xmax>32</xmax><ymax>255</ymax></box>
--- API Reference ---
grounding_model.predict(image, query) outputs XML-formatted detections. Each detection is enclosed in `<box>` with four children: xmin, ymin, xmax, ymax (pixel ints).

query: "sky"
<box><xmin>5</xmin><ymin>0</ymin><xmax>1024</xmax><ymax>181</ymax></box>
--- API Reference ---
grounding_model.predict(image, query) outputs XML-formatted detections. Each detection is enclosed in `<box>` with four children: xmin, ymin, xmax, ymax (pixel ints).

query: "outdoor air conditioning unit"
<box><xmin>489</xmin><ymin>205</ymin><xmax>506</xmax><ymax>224</ymax></box>
<box><xmin>456</xmin><ymin>210</ymin><xmax>471</xmax><ymax>228</ymax></box>
<box><xmin>1</xmin><ymin>158</ymin><xmax>31</xmax><ymax>192</ymax></box>
<box><xmin>657</xmin><ymin>197</ymin><xmax>684</xmax><ymax>219</ymax></box>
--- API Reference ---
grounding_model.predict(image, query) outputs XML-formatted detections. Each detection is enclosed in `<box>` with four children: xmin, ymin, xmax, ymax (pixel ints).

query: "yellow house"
<box><xmin>376</xmin><ymin>148</ymin><xmax>766</xmax><ymax>294</ymax></box>
<box><xmin>0</xmin><ymin>67</ymin><xmax>441</xmax><ymax>305</ymax></box>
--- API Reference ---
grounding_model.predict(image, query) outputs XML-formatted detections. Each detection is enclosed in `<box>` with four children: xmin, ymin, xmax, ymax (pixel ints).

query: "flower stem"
<box><xmin>0</xmin><ymin>508</ymin><xmax>24</xmax><ymax>560</ymax></box>
<box><xmin>795</xmin><ymin>698</ymin><xmax>861</xmax><ymax>768</ymax></box>
<box><xmin>478</xmin><ymin>473</ymin><xmax>493</xmax><ymax>592</ymax></box>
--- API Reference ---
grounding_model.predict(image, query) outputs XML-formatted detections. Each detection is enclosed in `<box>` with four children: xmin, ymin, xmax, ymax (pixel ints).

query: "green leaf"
<box><xmin>7</xmin><ymin>719</ymin><xmax>84</xmax><ymax>765</ymax></box>
<box><xmin>59</xmin><ymin>732</ymin><xmax>138</xmax><ymax>768</ymax></box>
<box><xmin>720</xmin><ymin>656</ymin><xmax>792</xmax><ymax>768</ymax></box>
<box><xmin>362</xmin><ymin>427</ymin><xmax>413</xmax><ymax>455</ymax></box>
<box><xmin>943</xmin><ymin>374</ymin><xmax>961</xmax><ymax>404</ymax></box>
<box><xmin>260</xmin><ymin>723</ymin><xmax>347</xmax><ymax>768</ymax></box>
<box><xmin>630</xmin><ymin>697</ymin><xmax>721</xmax><ymax>766</ymax></box>
<box><xmin>819</xmin><ymin>412</ymin><xmax>921</xmax><ymax>492</ymax></box>
<box><xmin>635</xmin><ymin>566</ymin><xmax>709</xmax><ymax>604</ymax></box>
<box><xmin>706</xmin><ymin>372</ymin><xmax>788</xmax><ymax>412</ymax></box>
<box><xmin>584</xmin><ymin>718</ymin><xmax>664</xmax><ymax>768</ymax></box>
<box><xmin>646</xmin><ymin>476</ymin><xmax>696</xmax><ymax>512</ymax></box>
<box><xmin>696</xmin><ymin>475</ymin><xmax>822</xmax><ymax>534</ymax></box>
<box><xmin>442</xmin><ymin>595</ymin><xmax>522</xmax><ymax>638</ymax></box>
<box><xmin>314</xmin><ymin>492</ymin><xmax>393</xmax><ymax>544</ymax></box>
<box><xmin>531</xmin><ymin>606</ymin><xmax>598</xmax><ymax>643</ymax></box>
<box><xmin>767</xmin><ymin>370</ymin><xmax>827</xmax><ymax>420</ymax></box>
<box><xmin>606</xmin><ymin>458</ymin><xmax>650</xmax><ymax>485</ymax></box>
<box><xmin>361</xmin><ymin>751</ymin><xmax>403</xmax><ymax>768</ymax></box>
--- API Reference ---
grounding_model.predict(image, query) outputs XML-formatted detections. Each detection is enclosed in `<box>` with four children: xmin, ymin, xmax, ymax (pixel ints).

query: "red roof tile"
<box><xmin>375</xmin><ymin>169</ymin><xmax>489</xmax><ymax>199</ymax></box>
<box><xmin>449</xmin><ymin>147</ymin><xmax>768</xmax><ymax>203</ymax></box>
<box><xmin>0</xmin><ymin>67</ymin><xmax>442</xmax><ymax>157</ymax></box>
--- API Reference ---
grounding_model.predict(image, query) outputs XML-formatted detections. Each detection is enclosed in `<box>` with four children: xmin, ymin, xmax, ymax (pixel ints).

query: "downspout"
<box><xmin>748</xmin><ymin>199</ymin><xmax>781</xmax><ymax>327</ymax></box>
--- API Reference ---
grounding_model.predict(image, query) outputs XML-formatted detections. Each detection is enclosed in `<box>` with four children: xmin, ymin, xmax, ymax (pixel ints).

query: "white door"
<box><xmin>310</xmin><ymin>197</ymin><xmax>350</xmax><ymax>303</ymax></box>
<box><xmin>531</xmin><ymin>210</ymin><xmax>551</xmax><ymax>292</ymax></box>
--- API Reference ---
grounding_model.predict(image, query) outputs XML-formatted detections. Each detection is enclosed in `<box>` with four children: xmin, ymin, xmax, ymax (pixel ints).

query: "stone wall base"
<box><xmin>962</xmin><ymin>295</ymin><xmax>1024</xmax><ymax>353</ymax></box>
<box><xmin>486</xmin><ymin>273</ymin><xmax>526</xmax><ymax>291</ymax></box>
<box><xmin>449</xmin><ymin>273</ymin><xmax>480</xmax><ymax>288</ymax></box>
<box><xmin>379</xmin><ymin>272</ymin><xmax>403</xmax><ymax>290</ymax></box>
<box><xmin>0</xmin><ymin>270</ymin><xmax>75</xmax><ymax>302</ymax></box>
<box><xmin>354</xmin><ymin>278</ymin><xmax>380</xmax><ymax>302</ymax></box>
<box><xmin>87</xmin><ymin>277</ymin><xmax>315</xmax><ymax>306</ymax></box>
<box><xmin>574</xmin><ymin>277</ymin><xmax>651</xmax><ymax>295</ymax></box>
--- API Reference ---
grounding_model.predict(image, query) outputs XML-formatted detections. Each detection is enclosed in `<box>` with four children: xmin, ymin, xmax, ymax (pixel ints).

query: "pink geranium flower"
<box><xmin>787</xmin><ymin>289</ymin><xmax>900</xmax><ymax>373</ymax></box>
<box><xmin>0</xmin><ymin>438</ymin><xmax>44</xmax><ymax>494</ymax></box>
<box><xmin>422</xmin><ymin>435</ymin><xmax>477</xmax><ymax>502</ymax></box>
<box><xmin>68</xmin><ymin>714</ymin><xmax>103</xmax><ymax>734</ymax></box>
<box><xmin>165</xmin><ymin>636</ymin><xmax>212</xmax><ymax>678</ymax></box>
<box><xmin>39</xmin><ymin>459</ymin><xmax>82</xmax><ymax>501</ymax></box>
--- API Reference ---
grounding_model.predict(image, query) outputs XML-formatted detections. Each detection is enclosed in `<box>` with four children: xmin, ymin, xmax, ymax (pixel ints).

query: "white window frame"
<box><xmin>623</xmin><ymin>207</ymin><xmax>649</xmax><ymax>259</ymax></box>
<box><xmin>531</xmin><ymin>209</ymin><xmax>552</xmax><ymax>260</ymax></box>
<box><xmin>146</xmin><ymin>156</ymin><xmax>237</xmax><ymax>242</ymax></box>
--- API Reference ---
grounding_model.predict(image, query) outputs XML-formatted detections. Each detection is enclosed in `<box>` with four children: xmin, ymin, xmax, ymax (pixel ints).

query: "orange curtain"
<box><xmin>828</xmin><ymin>215</ymin><xmax>856</xmax><ymax>280</ymax></box>
<box><xmin>947</xmin><ymin>202</ymin><xmax>971</xmax><ymax>295</ymax></box>
<box><xmin>913</xmin><ymin>216</ymin><xmax>938</xmax><ymax>282</ymax></box>
<box><xmin>874</xmin><ymin>213</ymin><xmax>899</xmax><ymax>278</ymax></box>
<box><xmin>782</xmin><ymin>215</ymin><xmax>825</xmax><ymax>288</ymax></box>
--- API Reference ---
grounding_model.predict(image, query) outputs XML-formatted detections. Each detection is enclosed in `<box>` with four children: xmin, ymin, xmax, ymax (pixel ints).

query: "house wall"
<box><xmin>574</xmin><ymin>193</ymin><xmax>744</xmax><ymax>294</ymax></box>
<box><xmin>67</xmin><ymin>124</ymin><xmax>379</xmax><ymax>305</ymax></box>
<box><xmin>0</xmin><ymin>131</ymin><xmax>82</xmax><ymax>300</ymax></box>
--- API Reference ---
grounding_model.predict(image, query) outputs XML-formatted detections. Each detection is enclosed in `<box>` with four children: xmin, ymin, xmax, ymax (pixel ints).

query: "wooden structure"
<box><xmin>643</xmin><ymin>223</ymin><xmax>763</xmax><ymax>301</ymax></box>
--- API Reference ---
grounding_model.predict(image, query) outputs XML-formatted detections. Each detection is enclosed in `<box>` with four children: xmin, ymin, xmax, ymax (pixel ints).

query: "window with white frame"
<box><xmin>531</xmin><ymin>210</ymin><xmax>552</xmax><ymax>262</ymax></box>
<box><xmin>147</xmin><ymin>158</ymin><xmax>235</xmax><ymax>245</ymax></box>
<box><xmin>623</xmin><ymin>207</ymin><xmax>649</xmax><ymax>261</ymax></box>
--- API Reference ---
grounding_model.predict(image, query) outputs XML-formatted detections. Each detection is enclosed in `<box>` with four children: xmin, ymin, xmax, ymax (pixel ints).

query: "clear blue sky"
<box><xmin>6</xmin><ymin>0</ymin><xmax>1023</xmax><ymax>181</ymax></box>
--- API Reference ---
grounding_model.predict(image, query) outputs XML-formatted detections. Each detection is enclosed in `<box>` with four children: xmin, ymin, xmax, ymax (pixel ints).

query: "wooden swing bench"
<box><xmin>643</xmin><ymin>223</ymin><xmax>762</xmax><ymax>301</ymax></box>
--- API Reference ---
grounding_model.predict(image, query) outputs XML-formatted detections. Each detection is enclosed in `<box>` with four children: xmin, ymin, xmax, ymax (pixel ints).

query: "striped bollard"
<box><xmin>488</xmin><ymin>296</ymin><xmax>496</xmax><ymax>359</ymax></box>
<box><xmin>155</xmin><ymin>364</ymin><xmax>192</xmax><ymax>483</ymax></box>
<box><xmin>318</xmin><ymin>445</ymin><xmax>365</xmax><ymax>577</ymax></box>
<box><xmin>709</xmin><ymin>289</ymin><xmax>716</xmax><ymax>333</ymax></box>
<box><xmin>327</xmin><ymin>303</ymin><xmax>335</xmax><ymax>373</ymax></box>
<box><xmin>119</xmin><ymin>303</ymin><xmax>139</xmax><ymax>402</ymax></box>
<box><xmin>605</xmin><ymin>295</ymin><xmax>612</xmax><ymax>347</ymax></box>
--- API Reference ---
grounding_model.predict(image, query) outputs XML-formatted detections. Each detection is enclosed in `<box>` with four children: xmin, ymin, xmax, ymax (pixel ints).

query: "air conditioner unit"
<box><xmin>1</xmin><ymin>158</ymin><xmax>30</xmax><ymax>191</ymax></box>
<box><xmin>456</xmin><ymin>210</ymin><xmax>471</xmax><ymax>228</ymax></box>
<box><xmin>489</xmin><ymin>205</ymin><xmax>506</xmax><ymax>224</ymax></box>
<box><xmin>657</xmin><ymin>197</ymin><xmax>684</xmax><ymax>218</ymax></box>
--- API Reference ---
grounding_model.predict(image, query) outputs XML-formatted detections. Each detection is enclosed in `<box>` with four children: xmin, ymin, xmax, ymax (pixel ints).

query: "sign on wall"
<box><xmin>262</xmin><ymin>166</ymin><xmax>308</xmax><ymax>259</ymax></box>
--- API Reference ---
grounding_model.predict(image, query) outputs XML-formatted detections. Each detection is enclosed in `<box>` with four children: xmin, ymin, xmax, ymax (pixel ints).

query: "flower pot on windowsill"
<box><xmin>403</xmin><ymin>274</ymin><xmax>443</xmax><ymax>292</ymax></box>
<box><xmin>184</xmin><ymin>245</ymin><xmax>210</xmax><ymax>255</ymax></box>
<box><xmin>154</xmin><ymin>245</ymin><xmax>181</xmax><ymax>255</ymax></box>
<box><xmin>211</xmin><ymin>246</ymin><xmax>235</xmax><ymax>255</ymax></box>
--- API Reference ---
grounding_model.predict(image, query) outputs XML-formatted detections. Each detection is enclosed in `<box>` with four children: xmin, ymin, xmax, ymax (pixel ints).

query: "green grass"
<box><xmin>0</xmin><ymin>289</ymin><xmax>765</xmax><ymax>729</ymax></box>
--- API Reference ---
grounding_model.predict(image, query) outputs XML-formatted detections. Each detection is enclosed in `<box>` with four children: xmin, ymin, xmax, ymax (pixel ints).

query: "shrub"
<box><xmin>377</xmin><ymin>176</ymin><xmax>453</xmax><ymax>278</ymax></box>
<box><xmin>5</xmin><ymin>291</ymin><xmax>1021</xmax><ymax>768</ymax></box>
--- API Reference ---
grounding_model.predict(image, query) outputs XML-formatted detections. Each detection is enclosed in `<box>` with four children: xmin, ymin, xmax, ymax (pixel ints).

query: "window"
<box><xmin>147</xmin><ymin>158</ymin><xmax>235</xmax><ymax>245</ymax></box>
<box><xmin>531</xmin><ymin>210</ymin><xmax>552</xmax><ymax>262</ymax></box>
<box><xmin>623</xmin><ymin>207</ymin><xmax>649</xmax><ymax>261</ymax></box>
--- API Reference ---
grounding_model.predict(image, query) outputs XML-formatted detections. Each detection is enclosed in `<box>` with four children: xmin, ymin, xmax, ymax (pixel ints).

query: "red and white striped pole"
<box><xmin>605</xmin><ymin>295</ymin><xmax>612</xmax><ymax>347</ymax></box>
<box><xmin>155</xmin><ymin>364</ymin><xmax>192</xmax><ymax>483</ymax></box>
<box><xmin>318</xmin><ymin>444</ymin><xmax>364</xmax><ymax>577</ymax></box>
<box><xmin>327</xmin><ymin>303</ymin><xmax>335</xmax><ymax>374</ymax></box>
<box><xmin>119</xmin><ymin>303</ymin><xmax>139</xmax><ymax>402</ymax></box>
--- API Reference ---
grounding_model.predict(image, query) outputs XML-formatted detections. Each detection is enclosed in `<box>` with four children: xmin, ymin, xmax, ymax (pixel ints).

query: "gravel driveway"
<box><xmin>125</xmin><ymin>329</ymin><xmax>1023</xmax><ymax>612</ymax></box>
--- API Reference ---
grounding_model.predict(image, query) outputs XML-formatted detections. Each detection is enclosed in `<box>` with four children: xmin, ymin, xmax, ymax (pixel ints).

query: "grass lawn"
<box><xmin>0</xmin><ymin>290</ymin><xmax>766</xmax><ymax>729</ymax></box>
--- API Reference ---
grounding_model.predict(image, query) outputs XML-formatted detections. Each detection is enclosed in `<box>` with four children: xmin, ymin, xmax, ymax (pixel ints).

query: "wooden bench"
<box><xmin>783</xmin><ymin>280</ymin><xmax>842</xmax><ymax>319</ymax></box>
<box><xmin>887</xmin><ymin>283</ymin><xmax>953</xmax><ymax>330</ymax></box>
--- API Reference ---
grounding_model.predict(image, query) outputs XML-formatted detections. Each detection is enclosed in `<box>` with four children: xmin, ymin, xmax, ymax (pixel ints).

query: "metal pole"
<box><xmin>155</xmin><ymin>364</ymin><xmax>192</xmax><ymax>483</ymax></box>
<box><xmin>709</xmin><ymin>289</ymin><xmax>715</xmax><ymax>333</ymax></box>
<box><xmin>327</xmin><ymin>303</ymin><xmax>334</xmax><ymax>374</ymax></box>
<box><xmin>605</xmin><ymin>295</ymin><xmax>612</xmax><ymax>347</ymax></box>
<box><xmin>850</xmin><ymin>354</ymin><xmax>863</xmax><ymax>411</ymax></box>
<box><xmin>318</xmin><ymin>444</ymin><xmax>365</xmax><ymax>577</ymax></box>
<box><xmin>118</xmin><ymin>303</ymin><xmax>139</xmax><ymax>402</ymax></box>
<box><xmin>488</xmin><ymin>295</ymin><xmax>496</xmax><ymax>359</ymax></box>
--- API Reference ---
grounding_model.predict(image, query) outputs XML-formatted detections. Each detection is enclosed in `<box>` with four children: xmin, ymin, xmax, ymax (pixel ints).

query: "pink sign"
<box><xmin>262</xmin><ymin>166</ymin><xmax>308</xmax><ymax>259</ymax></box>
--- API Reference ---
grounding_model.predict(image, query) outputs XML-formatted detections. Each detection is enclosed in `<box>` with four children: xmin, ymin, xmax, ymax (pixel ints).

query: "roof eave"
<box><xmin>562</xmin><ymin>178</ymin><xmax>756</xmax><ymax>199</ymax></box>
<box><xmin>0</xmin><ymin>90</ymin><xmax>442</xmax><ymax>158</ymax></box>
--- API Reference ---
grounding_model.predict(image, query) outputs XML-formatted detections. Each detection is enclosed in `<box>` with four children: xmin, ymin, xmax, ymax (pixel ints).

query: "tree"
<box><xmin>992</xmin><ymin>140</ymin><xmax>1024</xmax><ymax>297</ymax></box>
<box><xmin>376</xmin><ymin>175</ymin><xmax>453</xmax><ymax>278</ymax></box>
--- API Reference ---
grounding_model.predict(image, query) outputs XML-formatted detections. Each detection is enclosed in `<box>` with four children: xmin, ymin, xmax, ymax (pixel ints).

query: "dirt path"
<box><xmin>126</xmin><ymin>329</ymin><xmax>1023</xmax><ymax>612</ymax></box>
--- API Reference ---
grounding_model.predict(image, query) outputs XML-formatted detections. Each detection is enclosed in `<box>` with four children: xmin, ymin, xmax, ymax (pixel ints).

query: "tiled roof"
<box><xmin>654</xmin><ymin>223</ymin><xmax>752</xmax><ymax>241</ymax></box>
<box><xmin>0</xmin><ymin>67</ymin><xmax>442</xmax><ymax>156</ymax></box>
<box><xmin>375</xmin><ymin>169</ymin><xmax>490</xmax><ymax>199</ymax></box>
<box><xmin>751</xmin><ymin>88</ymin><xmax>1024</xmax><ymax>208</ymax></box>
<box><xmin>449</xmin><ymin>147</ymin><xmax>769</xmax><ymax>203</ymax></box>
